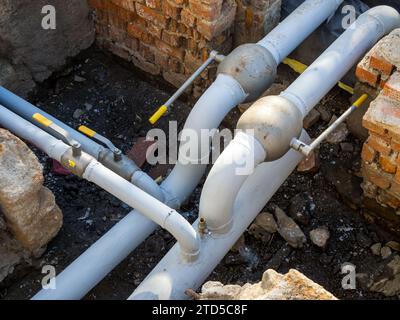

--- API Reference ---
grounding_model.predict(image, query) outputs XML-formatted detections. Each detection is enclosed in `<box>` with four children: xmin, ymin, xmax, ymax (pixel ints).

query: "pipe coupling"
<box><xmin>98</xmin><ymin>149</ymin><xmax>140</xmax><ymax>181</ymax></box>
<box><xmin>237</xmin><ymin>95</ymin><xmax>303</xmax><ymax>161</ymax></box>
<box><xmin>217</xmin><ymin>44</ymin><xmax>277</xmax><ymax>103</ymax></box>
<box><xmin>61</xmin><ymin>147</ymin><xmax>94</xmax><ymax>177</ymax></box>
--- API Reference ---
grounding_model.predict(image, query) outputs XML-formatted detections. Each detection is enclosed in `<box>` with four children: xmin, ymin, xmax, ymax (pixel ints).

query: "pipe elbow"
<box><xmin>164</xmin><ymin>211</ymin><xmax>200</xmax><ymax>262</ymax></box>
<box><xmin>363</xmin><ymin>6</ymin><xmax>400</xmax><ymax>36</ymax></box>
<box><xmin>237</xmin><ymin>95</ymin><xmax>303</xmax><ymax>161</ymax></box>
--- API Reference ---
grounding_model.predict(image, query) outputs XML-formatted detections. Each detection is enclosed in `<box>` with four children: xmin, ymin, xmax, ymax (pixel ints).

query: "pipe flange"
<box><xmin>217</xmin><ymin>44</ymin><xmax>277</xmax><ymax>103</ymax></box>
<box><xmin>237</xmin><ymin>95</ymin><xmax>303</xmax><ymax>161</ymax></box>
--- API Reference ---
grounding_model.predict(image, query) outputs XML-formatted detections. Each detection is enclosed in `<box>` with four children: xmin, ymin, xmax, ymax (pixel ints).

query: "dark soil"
<box><xmin>1</xmin><ymin>46</ymin><xmax>398</xmax><ymax>300</ymax></box>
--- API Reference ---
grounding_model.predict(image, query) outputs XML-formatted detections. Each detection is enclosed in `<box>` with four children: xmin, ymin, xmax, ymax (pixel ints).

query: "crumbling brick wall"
<box><xmin>88</xmin><ymin>0</ymin><xmax>281</xmax><ymax>97</ymax></box>
<box><xmin>355</xmin><ymin>29</ymin><xmax>400</xmax><ymax>218</ymax></box>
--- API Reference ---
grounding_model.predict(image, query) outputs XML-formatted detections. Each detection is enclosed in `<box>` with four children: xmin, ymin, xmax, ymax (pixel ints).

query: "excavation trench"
<box><xmin>0</xmin><ymin>47</ymin><xmax>397</xmax><ymax>300</ymax></box>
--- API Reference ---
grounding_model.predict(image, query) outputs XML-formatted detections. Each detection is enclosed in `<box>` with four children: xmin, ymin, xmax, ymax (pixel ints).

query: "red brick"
<box><xmin>127</xmin><ymin>22</ymin><xmax>154</xmax><ymax>44</ymax></box>
<box><xmin>383</xmin><ymin>71</ymin><xmax>400</xmax><ymax>101</ymax></box>
<box><xmin>189</xmin><ymin>0</ymin><xmax>223</xmax><ymax>21</ymax></box>
<box><xmin>356</xmin><ymin>64</ymin><xmax>380</xmax><ymax>87</ymax></box>
<box><xmin>379</xmin><ymin>153</ymin><xmax>398</xmax><ymax>174</ymax></box>
<box><xmin>361</xmin><ymin>143</ymin><xmax>377</xmax><ymax>163</ymax></box>
<box><xmin>363</xmin><ymin>163</ymin><xmax>393</xmax><ymax>190</ymax></box>
<box><xmin>367</xmin><ymin>134</ymin><xmax>392</xmax><ymax>156</ymax></box>
<box><xmin>135</xmin><ymin>3</ymin><xmax>168</xmax><ymax>28</ymax></box>
<box><xmin>155</xmin><ymin>39</ymin><xmax>184</xmax><ymax>60</ymax></box>
<box><xmin>370</xmin><ymin>51</ymin><xmax>395</xmax><ymax>76</ymax></box>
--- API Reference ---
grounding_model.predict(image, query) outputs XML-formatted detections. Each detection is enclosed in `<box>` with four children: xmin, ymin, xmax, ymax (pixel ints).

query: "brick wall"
<box><xmin>88</xmin><ymin>0</ymin><xmax>281</xmax><ymax>97</ymax></box>
<box><xmin>356</xmin><ymin>29</ymin><xmax>400</xmax><ymax>212</ymax></box>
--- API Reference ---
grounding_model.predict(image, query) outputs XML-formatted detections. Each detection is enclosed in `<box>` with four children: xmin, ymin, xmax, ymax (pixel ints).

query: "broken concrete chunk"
<box><xmin>200</xmin><ymin>269</ymin><xmax>337</xmax><ymax>300</ymax></box>
<box><xmin>326</xmin><ymin>116</ymin><xmax>349</xmax><ymax>144</ymax></box>
<box><xmin>274</xmin><ymin>206</ymin><xmax>306</xmax><ymax>249</ymax></box>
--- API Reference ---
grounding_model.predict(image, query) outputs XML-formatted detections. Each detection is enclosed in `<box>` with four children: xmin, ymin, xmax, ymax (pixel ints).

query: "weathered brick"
<box><xmin>383</xmin><ymin>71</ymin><xmax>400</xmax><ymax>101</ymax></box>
<box><xmin>363</xmin><ymin>163</ymin><xmax>393</xmax><ymax>190</ymax></box>
<box><xmin>379</xmin><ymin>153</ymin><xmax>398</xmax><ymax>174</ymax></box>
<box><xmin>356</xmin><ymin>56</ymin><xmax>380</xmax><ymax>87</ymax></box>
<box><xmin>361</xmin><ymin>143</ymin><xmax>377</xmax><ymax>163</ymax></box>
<box><xmin>135</xmin><ymin>2</ymin><xmax>168</xmax><ymax>28</ymax></box>
<box><xmin>367</xmin><ymin>134</ymin><xmax>392</xmax><ymax>156</ymax></box>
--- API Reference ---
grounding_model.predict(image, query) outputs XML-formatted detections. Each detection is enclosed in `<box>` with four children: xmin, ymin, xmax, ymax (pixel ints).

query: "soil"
<box><xmin>1</xmin><ymin>46</ymin><xmax>399</xmax><ymax>300</ymax></box>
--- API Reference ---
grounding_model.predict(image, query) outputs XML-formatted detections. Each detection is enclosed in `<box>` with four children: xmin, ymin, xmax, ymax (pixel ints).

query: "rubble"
<box><xmin>199</xmin><ymin>269</ymin><xmax>337</xmax><ymax>300</ymax></box>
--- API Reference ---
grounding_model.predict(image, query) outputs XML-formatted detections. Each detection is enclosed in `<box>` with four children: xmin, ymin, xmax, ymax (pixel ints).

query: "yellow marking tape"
<box><xmin>33</xmin><ymin>113</ymin><xmax>53</xmax><ymax>127</ymax></box>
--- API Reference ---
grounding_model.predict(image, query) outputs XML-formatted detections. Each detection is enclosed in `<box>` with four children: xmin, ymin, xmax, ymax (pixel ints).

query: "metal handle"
<box><xmin>291</xmin><ymin>94</ymin><xmax>369</xmax><ymax>156</ymax></box>
<box><xmin>149</xmin><ymin>50</ymin><xmax>225</xmax><ymax>125</ymax></box>
<box><xmin>33</xmin><ymin>113</ymin><xmax>82</xmax><ymax>156</ymax></box>
<box><xmin>78</xmin><ymin>125</ymin><xmax>122</xmax><ymax>161</ymax></box>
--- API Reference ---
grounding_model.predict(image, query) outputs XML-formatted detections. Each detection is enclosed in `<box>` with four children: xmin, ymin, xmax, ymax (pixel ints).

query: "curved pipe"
<box><xmin>129</xmin><ymin>5</ymin><xmax>400</xmax><ymax>300</ymax></box>
<box><xmin>199</xmin><ymin>132</ymin><xmax>266</xmax><ymax>233</ymax></box>
<box><xmin>129</xmin><ymin>130</ymin><xmax>310</xmax><ymax>300</ymax></box>
<box><xmin>31</xmin><ymin>0</ymin><xmax>344</xmax><ymax>300</ymax></box>
<box><xmin>82</xmin><ymin>162</ymin><xmax>199</xmax><ymax>261</ymax></box>
<box><xmin>0</xmin><ymin>105</ymin><xmax>199</xmax><ymax>262</ymax></box>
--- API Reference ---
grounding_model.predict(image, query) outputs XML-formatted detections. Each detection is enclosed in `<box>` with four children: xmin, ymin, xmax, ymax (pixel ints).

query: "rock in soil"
<box><xmin>303</xmin><ymin>109</ymin><xmax>321</xmax><ymax>129</ymax></box>
<box><xmin>326</xmin><ymin>116</ymin><xmax>349</xmax><ymax>144</ymax></box>
<box><xmin>386</xmin><ymin>241</ymin><xmax>400</xmax><ymax>252</ymax></box>
<box><xmin>371</xmin><ymin>243</ymin><xmax>383</xmax><ymax>256</ymax></box>
<box><xmin>310</xmin><ymin>228</ymin><xmax>330</xmax><ymax>249</ymax></box>
<box><xmin>199</xmin><ymin>269</ymin><xmax>337</xmax><ymax>300</ymax></box>
<box><xmin>0</xmin><ymin>129</ymin><xmax>62</xmax><ymax>284</ymax></box>
<box><xmin>381</xmin><ymin>246</ymin><xmax>393</xmax><ymax>260</ymax></box>
<box><xmin>254</xmin><ymin>212</ymin><xmax>278</xmax><ymax>234</ymax></box>
<box><xmin>274</xmin><ymin>206</ymin><xmax>306</xmax><ymax>249</ymax></box>
<box><xmin>248</xmin><ymin>223</ymin><xmax>272</xmax><ymax>242</ymax></box>
<box><xmin>289</xmin><ymin>192</ymin><xmax>314</xmax><ymax>226</ymax></box>
<box><xmin>297</xmin><ymin>151</ymin><xmax>320</xmax><ymax>174</ymax></box>
<box><xmin>369</xmin><ymin>255</ymin><xmax>400</xmax><ymax>297</ymax></box>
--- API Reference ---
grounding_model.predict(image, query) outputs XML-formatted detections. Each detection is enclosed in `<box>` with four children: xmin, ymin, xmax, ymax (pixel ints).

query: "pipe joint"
<box><xmin>217</xmin><ymin>44</ymin><xmax>277</xmax><ymax>103</ymax></box>
<box><xmin>61</xmin><ymin>147</ymin><xmax>94</xmax><ymax>177</ymax></box>
<box><xmin>237</xmin><ymin>95</ymin><xmax>303</xmax><ymax>161</ymax></box>
<box><xmin>98</xmin><ymin>149</ymin><xmax>140</xmax><ymax>181</ymax></box>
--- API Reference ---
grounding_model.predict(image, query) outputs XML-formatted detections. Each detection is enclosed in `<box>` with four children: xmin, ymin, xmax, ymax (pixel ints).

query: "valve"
<box><xmin>33</xmin><ymin>113</ymin><xmax>82</xmax><ymax>157</ymax></box>
<box><xmin>290</xmin><ymin>94</ymin><xmax>369</xmax><ymax>157</ymax></box>
<box><xmin>78</xmin><ymin>125</ymin><xmax>122</xmax><ymax>162</ymax></box>
<box><xmin>149</xmin><ymin>50</ymin><xmax>225</xmax><ymax>125</ymax></box>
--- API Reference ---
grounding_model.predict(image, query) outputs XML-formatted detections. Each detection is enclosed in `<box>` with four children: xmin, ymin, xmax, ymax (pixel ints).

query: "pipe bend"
<box><xmin>362</xmin><ymin>5</ymin><xmax>400</xmax><ymax>36</ymax></box>
<box><xmin>199</xmin><ymin>132</ymin><xmax>266</xmax><ymax>233</ymax></box>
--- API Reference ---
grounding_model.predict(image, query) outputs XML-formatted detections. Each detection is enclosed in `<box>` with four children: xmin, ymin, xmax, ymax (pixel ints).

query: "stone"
<box><xmin>381</xmin><ymin>246</ymin><xmax>393</xmax><ymax>259</ymax></box>
<box><xmin>288</xmin><ymin>192</ymin><xmax>313</xmax><ymax>226</ymax></box>
<box><xmin>370</xmin><ymin>255</ymin><xmax>400</xmax><ymax>297</ymax></box>
<box><xmin>326</xmin><ymin>116</ymin><xmax>349</xmax><ymax>144</ymax></box>
<box><xmin>254</xmin><ymin>212</ymin><xmax>278</xmax><ymax>233</ymax></box>
<box><xmin>74</xmin><ymin>75</ymin><xmax>86</xmax><ymax>82</ymax></box>
<box><xmin>0</xmin><ymin>0</ymin><xmax>94</xmax><ymax>96</ymax></box>
<box><xmin>371</xmin><ymin>243</ymin><xmax>382</xmax><ymax>256</ymax></box>
<box><xmin>248</xmin><ymin>223</ymin><xmax>272</xmax><ymax>242</ymax></box>
<box><xmin>231</xmin><ymin>234</ymin><xmax>245</xmax><ymax>253</ymax></box>
<box><xmin>386</xmin><ymin>241</ymin><xmax>400</xmax><ymax>252</ymax></box>
<box><xmin>0</xmin><ymin>129</ymin><xmax>63</xmax><ymax>252</ymax></box>
<box><xmin>297</xmin><ymin>151</ymin><xmax>320</xmax><ymax>174</ymax></box>
<box><xmin>73</xmin><ymin>108</ymin><xmax>85</xmax><ymax>119</ymax></box>
<box><xmin>274</xmin><ymin>206</ymin><xmax>306</xmax><ymax>249</ymax></box>
<box><xmin>200</xmin><ymin>269</ymin><xmax>337</xmax><ymax>300</ymax></box>
<box><xmin>310</xmin><ymin>228</ymin><xmax>330</xmax><ymax>249</ymax></box>
<box><xmin>316</xmin><ymin>105</ymin><xmax>332</xmax><ymax>122</ymax></box>
<box><xmin>303</xmin><ymin>109</ymin><xmax>321</xmax><ymax>129</ymax></box>
<box><xmin>340</xmin><ymin>142</ymin><xmax>354</xmax><ymax>153</ymax></box>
